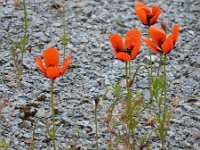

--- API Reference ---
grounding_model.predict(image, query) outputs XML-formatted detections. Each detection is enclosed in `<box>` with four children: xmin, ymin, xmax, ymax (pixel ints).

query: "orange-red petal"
<box><xmin>150</xmin><ymin>6</ymin><xmax>162</xmax><ymax>25</ymax></box>
<box><xmin>43</xmin><ymin>47</ymin><xmax>59</xmax><ymax>68</ymax></box>
<box><xmin>131</xmin><ymin>41</ymin><xmax>142</xmax><ymax>59</ymax></box>
<box><xmin>162</xmin><ymin>36</ymin><xmax>174</xmax><ymax>54</ymax></box>
<box><xmin>171</xmin><ymin>24</ymin><xmax>179</xmax><ymax>44</ymax></box>
<box><xmin>115</xmin><ymin>52</ymin><xmax>131</xmax><ymax>62</ymax></box>
<box><xmin>109</xmin><ymin>34</ymin><xmax>124</xmax><ymax>51</ymax></box>
<box><xmin>125</xmin><ymin>29</ymin><xmax>141</xmax><ymax>49</ymax></box>
<box><xmin>135</xmin><ymin>1</ymin><xmax>144</xmax><ymax>8</ymax></box>
<box><xmin>149</xmin><ymin>26</ymin><xmax>166</xmax><ymax>46</ymax></box>
<box><xmin>61</xmin><ymin>54</ymin><xmax>71</xmax><ymax>75</ymax></box>
<box><xmin>46</xmin><ymin>66</ymin><xmax>61</xmax><ymax>80</ymax></box>
<box><xmin>135</xmin><ymin>1</ymin><xmax>151</xmax><ymax>14</ymax></box>
<box><xmin>36</xmin><ymin>56</ymin><xmax>46</xmax><ymax>76</ymax></box>
<box><xmin>135</xmin><ymin>8</ymin><xmax>148</xmax><ymax>25</ymax></box>
<box><xmin>144</xmin><ymin>38</ymin><xmax>162</xmax><ymax>54</ymax></box>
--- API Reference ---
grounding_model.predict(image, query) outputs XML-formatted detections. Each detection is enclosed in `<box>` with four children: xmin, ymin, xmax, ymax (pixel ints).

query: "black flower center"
<box><xmin>147</xmin><ymin>14</ymin><xmax>153</xmax><ymax>25</ymax></box>
<box><xmin>124</xmin><ymin>48</ymin><xmax>132</xmax><ymax>56</ymax></box>
<box><xmin>116</xmin><ymin>48</ymin><xmax>132</xmax><ymax>56</ymax></box>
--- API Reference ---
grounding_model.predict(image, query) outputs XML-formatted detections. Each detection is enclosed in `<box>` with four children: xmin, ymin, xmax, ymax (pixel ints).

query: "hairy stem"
<box><xmin>50</xmin><ymin>79</ymin><xmax>56</xmax><ymax>150</ymax></box>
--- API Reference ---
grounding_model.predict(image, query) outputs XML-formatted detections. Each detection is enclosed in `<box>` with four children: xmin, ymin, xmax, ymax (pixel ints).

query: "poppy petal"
<box><xmin>46</xmin><ymin>66</ymin><xmax>61</xmax><ymax>80</ymax></box>
<box><xmin>61</xmin><ymin>54</ymin><xmax>71</xmax><ymax>75</ymax></box>
<box><xmin>115</xmin><ymin>52</ymin><xmax>131</xmax><ymax>62</ymax></box>
<box><xmin>36</xmin><ymin>56</ymin><xmax>46</xmax><ymax>76</ymax></box>
<box><xmin>135</xmin><ymin>1</ymin><xmax>145</xmax><ymax>8</ymax></box>
<box><xmin>150</xmin><ymin>6</ymin><xmax>162</xmax><ymax>25</ymax></box>
<box><xmin>109</xmin><ymin>34</ymin><xmax>124</xmax><ymax>52</ymax></box>
<box><xmin>161</xmin><ymin>36</ymin><xmax>174</xmax><ymax>54</ymax></box>
<box><xmin>135</xmin><ymin>8</ymin><xmax>148</xmax><ymax>25</ymax></box>
<box><xmin>171</xmin><ymin>24</ymin><xmax>179</xmax><ymax>44</ymax></box>
<box><xmin>149</xmin><ymin>26</ymin><xmax>166</xmax><ymax>46</ymax></box>
<box><xmin>131</xmin><ymin>41</ymin><xmax>142</xmax><ymax>59</ymax></box>
<box><xmin>125</xmin><ymin>29</ymin><xmax>141</xmax><ymax>49</ymax></box>
<box><xmin>135</xmin><ymin>1</ymin><xmax>151</xmax><ymax>14</ymax></box>
<box><xmin>144</xmin><ymin>38</ymin><xmax>162</xmax><ymax>54</ymax></box>
<box><xmin>43</xmin><ymin>47</ymin><xmax>59</xmax><ymax>68</ymax></box>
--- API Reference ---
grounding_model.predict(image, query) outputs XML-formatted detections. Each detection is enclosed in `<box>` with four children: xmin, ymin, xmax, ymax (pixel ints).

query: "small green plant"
<box><xmin>29</xmin><ymin>118</ymin><xmax>39</xmax><ymax>150</ymax></box>
<box><xmin>60</xmin><ymin>5</ymin><xmax>69</xmax><ymax>61</ymax></box>
<box><xmin>10</xmin><ymin>0</ymin><xmax>28</xmax><ymax>80</ymax></box>
<box><xmin>63</xmin><ymin>126</ymin><xmax>80</xmax><ymax>150</ymax></box>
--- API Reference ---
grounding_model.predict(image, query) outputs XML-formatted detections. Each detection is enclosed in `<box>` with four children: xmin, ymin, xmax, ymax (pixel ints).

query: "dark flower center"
<box><xmin>116</xmin><ymin>48</ymin><xmax>132</xmax><ymax>56</ymax></box>
<box><xmin>124</xmin><ymin>48</ymin><xmax>132</xmax><ymax>56</ymax></box>
<box><xmin>158</xmin><ymin>40</ymin><xmax>164</xmax><ymax>48</ymax></box>
<box><xmin>147</xmin><ymin>14</ymin><xmax>153</xmax><ymax>25</ymax></box>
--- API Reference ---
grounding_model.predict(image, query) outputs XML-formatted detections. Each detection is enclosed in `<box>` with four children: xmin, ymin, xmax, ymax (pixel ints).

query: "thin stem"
<box><xmin>19</xmin><ymin>0</ymin><xmax>28</xmax><ymax>79</ymax></box>
<box><xmin>50</xmin><ymin>79</ymin><xmax>56</xmax><ymax>150</ymax></box>
<box><xmin>94</xmin><ymin>103</ymin><xmax>99</xmax><ymax>150</ymax></box>
<box><xmin>147</xmin><ymin>26</ymin><xmax>153</xmax><ymax>77</ymax></box>
<box><xmin>23</xmin><ymin>0</ymin><xmax>28</xmax><ymax>38</ymax></box>
<box><xmin>128</xmin><ymin>64</ymin><xmax>151</xmax><ymax>92</ymax></box>
<box><xmin>156</xmin><ymin>55</ymin><xmax>163</xmax><ymax>77</ymax></box>
<box><xmin>30</xmin><ymin>118</ymin><xmax>39</xmax><ymax>150</ymax></box>
<box><xmin>161</xmin><ymin>54</ymin><xmax>167</xmax><ymax>150</ymax></box>
<box><xmin>125</xmin><ymin>62</ymin><xmax>129</xmax><ymax>101</ymax></box>
<box><xmin>149</xmin><ymin>49</ymin><xmax>153</xmax><ymax>76</ymax></box>
<box><xmin>63</xmin><ymin>6</ymin><xmax>66</xmax><ymax>59</ymax></box>
<box><xmin>163</xmin><ymin>54</ymin><xmax>167</xmax><ymax>111</ymax></box>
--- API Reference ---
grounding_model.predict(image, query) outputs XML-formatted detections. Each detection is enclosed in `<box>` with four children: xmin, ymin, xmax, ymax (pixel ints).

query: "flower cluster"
<box><xmin>109</xmin><ymin>1</ymin><xmax>180</xmax><ymax>61</ymax></box>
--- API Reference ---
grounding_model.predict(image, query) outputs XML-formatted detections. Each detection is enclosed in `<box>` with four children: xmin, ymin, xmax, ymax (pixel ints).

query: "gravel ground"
<box><xmin>0</xmin><ymin>0</ymin><xmax>200</xmax><ymax>149</ymax></box>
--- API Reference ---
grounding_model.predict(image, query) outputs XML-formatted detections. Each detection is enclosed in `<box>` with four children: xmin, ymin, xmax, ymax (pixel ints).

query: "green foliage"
<box><xmin>64</xmin><ymin>126</ymin><xmax>80</xmax><ymax>150</ymax></box>
<box><xmin>151</xmin><ymin>75</ymin><xmax>164</xmax><ymax>98</ymax></box>
<box><xmin>60</xmin><ymin>32</ymin><xmax>69</xmax><ymax>46</ymax></box>
<box><xmin>0</xmin><ymin>141</ymin><xmax>8</xmax><ymax>150</ymax></box>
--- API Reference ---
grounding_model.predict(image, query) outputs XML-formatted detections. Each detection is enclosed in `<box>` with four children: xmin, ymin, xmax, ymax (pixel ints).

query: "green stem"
<box><xmin>19</xmin><ymin>0</ymin><xmax>28</xmax><ymax>79</ymax></box>
<box><xmin>161</xmin><ymin>54</ymin><xmax>167</xmax><ymax>149</ymax></box>
<box><xmin>149</xmin><ymin>49</ymin><xmax>153</xmax><ymax>76</ymax></box>
<box><xmin>50</xmin><ymin>79</ymin><xmax>56</xmax><ymax>150</ymax></box>
<box><xmin>95</xmin><ymin>104</ymin><xmax>99</xmax><ymax>150</ymax></box>
<box><xmin>125</xmin><ymin>62</ymin><xmax>129</xmax><ymax>101</ymax></box>
<box><xmin>129</xmin><ymin>64</ymin><xmax>151</xmax><ymax>93</ymax></box>
<box><xmin>156</xmin><ymin>55</ymin><xmax>163</xmax><ymax>77</ymax></box>
<box><xmin>163</xmin><ymin>54</ymin><xmax>167</xmax><ymax>111</ymax></box>
<box><xmin>125</xmin><ymin>62</ymin><xmax>136</xmax><ymax>149</ymax></box>
<box><xmin>23</xmin><ymin>0</ymin><xmax>28</xmax><ymax>38</ymax></box>
<box><xmin>147</xmin><ymin>26</ymin><xmax>153</xmax><ymax>77</ymax></box>
<box><xmin>63</xmin><ymin>6</ymin><xmax>66</xmax><ymax>59</ymax></box>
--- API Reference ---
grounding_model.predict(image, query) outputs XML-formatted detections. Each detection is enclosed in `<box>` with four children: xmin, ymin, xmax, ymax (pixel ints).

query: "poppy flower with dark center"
<box><xmin>135</xmin><ymin>1</ymin><xmax>162</xmax><ymax>26</ymax></box>
<box><xmin>144</xmin><ymin>24</ymin><xmax>180</xmax><ymax>54</ymax></box>
<box><xmin>109</xmin><ymin>29</ymin><xmax>142</xmax><ymax>62</ymax></box>
<box><xmin>36</xmin><ymin>47</ymin><xmax>71</xmax><ymax>80</ymax></box>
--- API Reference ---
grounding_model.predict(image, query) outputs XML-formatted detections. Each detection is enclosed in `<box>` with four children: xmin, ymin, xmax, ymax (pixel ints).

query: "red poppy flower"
<box><xmin>135</xmin><ymin>1</ymin><xmax>162</xmax><ymax>26</ymax></box>
<box><xmin>36</xmin><ymin>47</ymin><xmax>71</xmax><ymax>80</ymax></box>
<box><xmin>144</xmin><ymin>24</ymin><xmax>180</xmax><ymax>54</ymax></box>
<box><xmin>109</xmin><ymin>29</ymin><xmax>142</xmax><ymax>62</ymax></box>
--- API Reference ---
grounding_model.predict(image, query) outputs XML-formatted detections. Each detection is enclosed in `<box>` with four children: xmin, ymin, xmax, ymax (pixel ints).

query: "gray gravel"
<box><xmin>0</xmin><ymin>0</ymin><xmax>200</xmax><ymax>149</ymax></box>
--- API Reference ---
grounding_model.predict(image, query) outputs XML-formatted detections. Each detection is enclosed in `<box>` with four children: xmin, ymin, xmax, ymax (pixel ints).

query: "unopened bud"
<box><xmin>94</xmin><ymin>96</ymin><xmax>100</xmax><ymax>107</ymax></box>
<box><xmin>128</xmin><ymin>78</ymin><xmax>134</xmax><ymax>87</ymax></box>
<box><xmin>105</xmin><ymin>112</ymin><xmax>112</xmax><ymax>124</ymax></box>
<box><xmin>161</xmin><ymin>20</ymin><xmax>167</xmax><ymax>33</ymax></box>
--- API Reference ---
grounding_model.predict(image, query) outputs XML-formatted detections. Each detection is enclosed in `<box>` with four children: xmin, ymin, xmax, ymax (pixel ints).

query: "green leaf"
<box><xmin>45</xmin><ymin>121</ymin><xmax>52</xmax><ymax>138</ymax></box>
<box><xmin>114</xmin><ymin>83</ymin><xmax>121</xmax><ymax>98</ymax></box>
<box><xmin>107</xmin><ymin>142</ymin><xmax>112</xmax><ymax>150</ymax></box>
<box><xmin>0</xmin><ymin>141</ymin><xmax>8</xmax><ymax>150</ymax></box>
<box><xmin>60</xmin><ymin>32</ymin><xmax>69</xmax><ymax>46</ymax></box>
